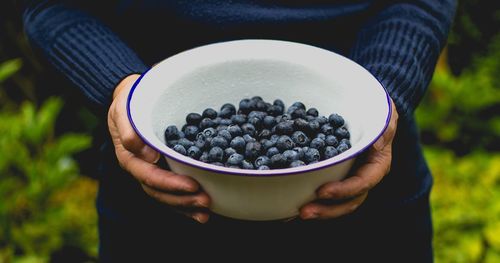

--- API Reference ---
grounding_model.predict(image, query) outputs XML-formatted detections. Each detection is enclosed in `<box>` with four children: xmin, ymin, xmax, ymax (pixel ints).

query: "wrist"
<box><xmin>113</xmin><ymin>74</ymin><xmax>141</xmax><ymax>100</ymax></box>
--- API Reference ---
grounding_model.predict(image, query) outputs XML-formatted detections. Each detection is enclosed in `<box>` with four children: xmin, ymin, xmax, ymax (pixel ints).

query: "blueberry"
<box><xmin>275</xmin><ymin>114</ymin><xmax>292</xmax><ymax>123</ymax></box>
<box><xmin>310</xmin><ymin>138</ymin><xmax>326</xmax><ymax>150</ymax></box>
<box><xmin>210</xmin><ymin>136</ymin><xmax>228</xmax><ymax>149</ymax></box>
<box><xmin>221</xmin><ymin>103</ymin><xmax>236</xmax><ymax>112</ymax></box>
<box><xmin>266</xmin><ymin>147</ymin><xmax>280</xmax><ymax>158</ymax></box>
<box><xmin>258</xmin><ymin>129</ymin><xmax>272</xmax><ymax>140</ymax></box>
<box><xmin>283</xmin><ymin>150</ymin><xmax>299</xmax><ymax>164</ymax></box>
<box><xmin>241</xmin><ymin>123</ymin><xmax>257</xmax><ymax>137</ymax></box>
<box><xmin>304</xmin><ymin>148</ymin><xmax>320</xmax><ymax>163</ymax></box>
<box><xmin>187</xmin><ymin>146</ymin><xmax>202</xmax><ymax>159</ymax></box>
<box><xmin>248</xmin><ymin>111</ymin><xmax>267</xmax><ymax>120</ymax></box>
<box><xmin>173</xmin><ymin>144</ymin><xmax>187</xmax><ymax>155</ymax></box>
<box><xmin>275</xmin><ymin>121</ymin><xmax>294</xmax><ymax>135</ymax></box>
<box><xmin>316</xmin><ymin>116</ymin><xmax>328</xmax><ymax>125</ymax></box>
<box><xmin>219</xmin><ymin>107</ymin><xmax>235</xmax><ymax>118</ymax></box>
<box><xmin>241</xmin><ymin>160</ymin><xmax>254</xmax><ymax>169</ymax></box>
<box><xmin>199</xmin><ymin>118</ymin><xmax>216</xmax><ymax>129</ymax></box>
<box><xmin>245</xmin><ymin>141</ymin><xmax>262</xmax><ymax>160</ymax></box>
<box><xmin>291</xmin><ymin>108</ymin><xmax>306</xmax><ymax>119</ymax></box>
<box><xmin>230</xmin><ymin>136</ymin><xmax>246</xmax><ymax>152</ymax></box>
<box><xmin>290</xmin><ymin>160</ymin><xmax>306</xmax><ymax>168</ymax></box>
<box><xmin>178</xmin><ymin>131</ymin><xmax>185</xmax><ymax>138</ymax></box>
<box><xmin>270</xmin><ymin>154</ymin><xmax>287</xmax><ymax>168</ymax></box>
<box><xmin>334</xmin><ymin>127</ymin><xmax>350</xmax><ymax>139</ymax></box>
<box><xmin>177</xmin><ymin>138</ymin><xmax>194</xmax><ymax>149</ymax></box>
<box><xmin>337</xmin><ymin>143</ymin><xmax>350</xmax><ymax>153</ymax></box>
<box><xmin>267</xmin><ymin>105</ymin><xmax>283</xmax><ymax>116</ymax></box>
<box><xmin>202</xmin><ymin>108</ymin><xmax>218</xmax><ymax>119</ymax></box>
<box><xmin>273</xmin><ymin>99</ymin><xmax>285</xmax><ymax>109</ymax></box>
<box><xmin>208</xmin><ymin>147</ymin><xmax>224</xmax><ymax>162</ymax></box>
<box><xmin>324</xmin><ymin>146</ymin><xmax>339</xmax><ymax>159</ymax></box>
<box><xmin>202</xmin><ymin>127</ymin><xmax>217</xmax><ymax>138</ymax></box>
<box><xmin>227</xmin><ymin>124</ymin><xmax>243</xmax><ymax>137</ymax></box>
<box><xmin>320</xmin><ymin>124</ymin><xmax>335</xmax><ymax>136</ymax></box>
<box><xmin>252</xmin><ymin>96</ymin><xmax>263</xmax><ymax>101</ymax></box>
<box><xmin>263</xmin><ymin>116</ymin><xmax>277</xmax><ymax>128</ymax></box>
<box><xmin>226</xmin><ymin>153</ymin><xmax>244</xmax><ymax>166</ymax></box>
<box><xmin>286</xmin><ymin>106</ymin><xmax>298</xmax><ymax>114</ymax></box>
<box><xmin>325</xmin><ymin>135</ymin><xmax>339</xmax><ymax>147</ymax></box>
<box><xmin>305</xmin><ymin>115</ymin><xmax>316</xmax><ymax>122</ymax></box>
<box><xmin>218</xmin><ymin>129</ymin><xmax>233</xmax><ymax>141</ymax></box>
<box><xmin>248</xmin><ymin>117</ymin><xmax>262</xmax><ymax>130</ymax></box>
<box><xmin>186</xmin><ymin>113</ymin><xmax>202</xmax><ymax>126</ymax></box>
<box><xmin>329</xmin><ymin>113</ymin><xmax>345</xmax><ymax>128</ymax></box>
<box><xmin>241</xmin><ymin>134</ymin><xmax>255</xmax><ymax>144</ymax></box>
<box><xmin>307</xmin><ymin>120</ymin><xmax>321</xmax><ymax>134</ymax></box>
<box><xmin>231</xmin><ymin>114</ymin><xmax>247</xmax><ymax>125</ymax></box>
<box><xmin>194</xmin><ymin>137</ymin><xmax>208</xmax><ymax>150</ymax></box>
<box><xmin>239</xmin><ymin>99</ymin><xmax>252</xmax><ymax>114</ymax></box>
<box><xmin>213</xmin><ymin>117</ymin><xmax>222</xmax><ymax>125</ymax></box>
<box><xmin>293</xmin><ymin>118</ymin><xmax>309</xmax><ymax>131</ymax></box>
<box><xmin>224</xmin><ymin>147</ymin><xmax>237</xmax><ymax>158</ymax></box>
<box><xmin>220</xmin><ymin>118</ymin><xmax>232</xmax><ymax>126</ymax></box>
<box><xmin>291</xmin><ymin>101</ymin><xmax>306</xmax><ymax>110</ymax></box>
<box><xmin>164</xmin><ymin>125</ymin><xmax>180</xmax><ymax>140</ymax></box>
<box><xmin>254</xmin><ymin>156</ymin><xmax>271</xmax><ymax>168</ymax></box>
<box><xmin>261</xmin><ymin>139</ymin><xmax>276</xmax><ymax>150</ymax></box>
<box><xmin>199</xmin><ymin>151</ymin><xmax>209</xmax><ymax>163</ymax></box>
<box><xmin>211</xmin><ymin>162</ymin><xmax>224</xmax><ymax>166</ymax></box>
<box><xmin>256</xmin><ymin>100</ymin><xmax>268</xmax><ymax>111</ymax></box>
<box><xmin>291</xmin><ymin>131</ymin><xmax>310</xmax><ymax>147</ymax></box>
<box><xmin>292</xmin><ymin>147</ymin><xmax>305</xmax><ymax>160</ymax></box>
<box><xmin>167</xmin><ymin>140</ymin><xmax>178</xmax><ymax>148</ymax></box>
<box><xmin>316</xmin><ymin>133</ymin><xmax>326</xmax><ymax>140</ymax></box>
<box><xmin>216</xmin><ymin>125</ymin><xmax>228</xmax><ymax>132</ymax></box>
<box><xmin>183</xmin><ymin>125</ymin><xmax>199</xmax><ymax>140</ymax></box>
<box><xmin>306</xmin><ymin>108</ymin><xmax>319</xmax><ymax>117</ymax></box>
<box><xmin>276</xmin><ymin>135</ymin><xmax>295</xmax><ymax>151</ymax></box>
<box><xmin>258</xmin><ymin>165</ymin><xmax>270</xmax><ymax>170</ymax></box>
<box><xmin>340</xmin><ymin>138</ymin><xmax>351</xmax><ymax>147</ymax></box>
<box><xmin>270</xmin><ymin>134</ymin><xmax>280</xmax><ymax>143</ymax></box>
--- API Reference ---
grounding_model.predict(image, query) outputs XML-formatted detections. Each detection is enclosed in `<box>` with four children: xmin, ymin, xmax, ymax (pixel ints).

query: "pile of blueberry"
<box><xmin>164</xmin><ymin>96</ymin><xmax>351</xmax><ymax>170</ymax></box>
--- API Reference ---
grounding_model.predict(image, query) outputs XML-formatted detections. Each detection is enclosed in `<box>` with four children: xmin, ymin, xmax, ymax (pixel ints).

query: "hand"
<box><xmin>300</xmin><ymin>99</ymin><xmax>398</xmax><ymax>220</ymax></box>
<box><xmin>107</xmin><ymin>74</ymin><xmax>211</xmax><ymax>223</ymax></box>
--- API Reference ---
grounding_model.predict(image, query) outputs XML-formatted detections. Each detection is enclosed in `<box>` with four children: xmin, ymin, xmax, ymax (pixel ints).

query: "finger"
<box><xmin>300</xmin><ymin>192</ymin><xmax>368</xmax><ymax>220</ymax></box>
<box><xmin>374</xmin><ymin>99</ymin><xmax>398</xmax><ymax>151</ymax></box>
<box><xmin>176</xmin><ymin>209</ymin><xmax>211</xmax><ymax>224</ymax></box>
<box><xmin>116</xmin><ymin>149</ymin><xmax>199</xmax><ymax>193</ymax></box>
<box><xmin>317</xmin><ymin>146</ymin><xmax>391</xmax><ymax>200</ymax></box>
<box><xmin>111</xmin><ymin>100</ymin><xmax>149</xmax><ymax>155</ymax></box>
<box><xmin>142</xmin><ymin>185</ymin><xmax>210</xmax><ymax>208</ymax></box>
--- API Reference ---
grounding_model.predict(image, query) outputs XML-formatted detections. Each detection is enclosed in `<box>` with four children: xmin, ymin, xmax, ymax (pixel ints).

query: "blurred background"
<box><xmin>0</xmin><ymin>1</ymin><xmax>499</xmax><ymax>262</ymax></box>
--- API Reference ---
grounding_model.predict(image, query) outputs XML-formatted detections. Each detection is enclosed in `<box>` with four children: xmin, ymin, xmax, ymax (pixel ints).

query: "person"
<box><xmin>23</xmin><ymin>0</ymin><xmax>456</xmax><ymax>261</ymax></box>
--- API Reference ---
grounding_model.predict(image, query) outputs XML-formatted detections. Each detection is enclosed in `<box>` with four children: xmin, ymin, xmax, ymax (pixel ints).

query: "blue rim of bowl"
<box><xmin>126</xmin><ymin>41</ymin><xmax>392</xmax><ymax>177</ymax></box>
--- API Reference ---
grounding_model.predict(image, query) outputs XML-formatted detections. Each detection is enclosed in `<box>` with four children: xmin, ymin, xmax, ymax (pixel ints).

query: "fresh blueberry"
<box><xmin>221</xmin><ymin>103</ymin><xmax>236</xmax><ymax>112</ymax></box>
<box><xmin>325</xmin><ymin>135</ymin><xmax>339</xmax><ymax>147</ymax></box>
<box><xmin>267</xmin><ymin>105</ymin><xmax>283</xmax><ymax>116</ymax></box>
<box><xmin>187</xmin><ymin>146</ymin><xmax>202</xmax><ymax>159</ymax></box>
<box><xmin>337</xmin><ymin>143</ymin><xmax>350</xmax><ymax>153</ymax></box>
<box><xmin>291</xmin><ymin>131</ymin><xmax>310</xmax><ymax>147</ymax></box>
<box><xmin>202</xmin><ymin>127</ymin><xmax>217</xmax><ymax>138</ymax></box>
<box><xmin>256</xmin><ymin>100</ymin><xmax>268</xmax><ymax>111</ymax></box>
<box><xmin>304</xmin><ymin>148</ymin><xmax>320</xmax><ymax>163</ymax></box>
<box><xmin>307</xmin><ymin>120</ymin><xmax>321</xmax><ymax>134</ymax></box>
<box><xmin>324</xmin><ymin>146</ymin><xmax>339</xmax><ymax>159</ymax></box>
<box><xmin>263</xmin><ymin>116</ymin><xmax>277</xmax><ymax>128</ymax></box>
<box><xmin>218</xmin><ymin>129</ymin><xmax>233</xmax><ymax>141</ymax></box>
<box><xmin>270</xmin><ymin>153</ymin><xmax>287</xmax><ymax>168</ymax></box>
<box><xmin>329</xmin><ymin>113</ymin><xmax>345</xmax><ymax>128</ymax></box>
<box><xmin>258</xmin><ymin>129</ymin><xmax>272</xmax><ymax>139</ymax></box>
<box><xmin>273</xmin><ymin>99</ymin><xmax>285</xmax><ymax>109</ymax></box>
<box><xmin>290</xmin><ymin>108</ymin><xmax>306</xmax><ymax>119</ymax></box>
<box><xmin>208</xmin><ymin>147</ymin><xmax>224</xmax><ymax>162</ymax></box>
<box><xmin>202</xmin><ymin>108</ymin><xmax>218</xmax><ymax>119</ymax></box>
<box><xmin>306</xmin><ymin>108</ymin><xmax>319</xmax><ymax>117</ymax></box>
<box><xmin>258</xmin><ymin>165</ymin><xmax>270</xmax><ymax>170</ymax></box>
<box><xmin>231</xmin><ymin>114</ymin><xmax>247</xmax><ymax>125</ymax></box>
<box><xmin>266</xmin><ymin>147</ymin><xmax>280</xmax><ymax>158</ymax></box>
<box><xmin>316</xmin><ymin>133</ymin><xmax>326</xmax><ymax>140</ymax></box>
<box><xmin>178</xmin><ymin>131</ymin><xmax>185</xmax><ymax>138</ymax></box>
<box><xmin>305</xmin><ymin>115</ymin><xmax>316</xmax><ymax>122</ymax></box>
<box><xmin>241</xmin><ymin>160</ymin><xmax>254</xmax><ymax>169</ymax></box>
<box><xmin>164</xmin><ymin>125</ymin><xmax>180</xmax><ymax>140</ymax></box>
<box><xmin>219</xmin><ymin>107</ymin><xmax>235</xmax><ymax>118</ymax></box>
<box><xmin>275</xmin><ymin>114</ymin><xmax>292</xmax><ymax>123</ymax></box>
<box><xmin>316</xmin><ymin>116</ymin><xmax>328</xmax><ymax>125</ymax></box>
<box><xmin>226</xmin><ymin>153</ymin><xmax>244</xmax><ymax>166</ymax></box>
<box><xmin>252</xmin><ymin>96</ymin><xmax>263</xmax><ymax>101</ymax></box>
<box><xmin>186</xmin><ymin>113</ymin><xmax>202</xmax><ymax>126</ymax></box>
<box><xmin>194</xmin><ymin>137</ymin><xmax>208</xmax><ymax>150</ymax></box>
<box><xmin>340</xmin><ymin>138</ymin><xmax>351</xmax><ymax>147</ymax></box>
<box><xmin>213</xmin><ymin>117</ymin><xmax>222</xmax><ymax>125</ymax></box>
<box><xmin>227</xmin><ymin>124</ymin><xmax>243</xmax><ymax>137</ymax></box>
<box><xmin>199</xmin><ymin>151</ymin><xmax>209</xmax><ymax>163</ymax></box>
<box><xmin>286</xmin><ymin>106</ymin><xmax>298</xmax><ymax>114</ymax></box>
<box><xmin>320</xmin><ymin>124</ymin><xmax>335</xmax><ymax>136</ymax></box>
<box><xmin>276</xmin><ymin>135</ymin><xmax>295</xmax><ymax>151</ymax></box>
<box><xmin>248</xmin><ymin>117</ymin><xmax>262</xmax><ymax>130</ymax></box>
<box><xmin>310</xmin><ymin>138</ymin><xmax>326</xmax><ymax>150</ymax></box>
<box><xmin>242</xmin><ymin>134</ymin><xmax>256</xmax><ymax>143</ymax></box>
<box><xmin>293</xmin><ymin>118</ymin><xmax>309</xmax><ymax>131</ymax></box>
<box><xmin>248</xmin><ymin>111</ymin><xmax>267</xmax><ymax>120</ymax></box>
<box><xmin>173</xmin><ymin>144</ymin><xmax>187</xmax><ymax>155</ymax></box>
<box><xmin>270</xmin><ymin>134</ymin><xmax>280</xmax><ymax>143</ymax></box>
<box><xmin>220</xmin><ymin>118</ymin><xmax>232</xmax><ymax>126</ymax></box>
<box><xmin>283</xmin><ymin>150</ymin><xmax>299</xmax><ymax>164</ymax></box>
<box><xmin>224</xmin><ymin>147</ymin><xmax>237</xmax><ymax>159</ymax></box>
<box><xmin>254</xmin><ymin>156</ymin><xmax>271</xmax><ymax>168</ymax></box>
<box><xmin>289</xmin><ymin>160</ymin><xmax>306</xmax><ymax>168</ymax></box>
<box><xmin>261</xmin><ymin>139</ymin><xmax>276</xmax><ymax>150</ymax></box>
<box><xmin>183</xmin><ymin>125</ymin><xmax>199</xmax><ymax>140</ymax></box>
<box><xmin>275</xmin><ymin>121</ymin><xmax>294</xmax><ymax>135</ymax></box>
<box><xmin>216</xmin><ymin>125</ymin><xmax>228</xmax><ymax>132</ymax></box>
<box><xmin>167</xmin><ymin>140</ymin><xmax>178</xmax><ymax>148</ymax></box>
<box><xmin>239</xmin><ymin>99</ymin><xmax>252</xmax><ymax>114</ymax></box>
<box><xmin>245</xmin><ymin>141</ymin><xmax>262</xmax><ymax>160</ymax></box>
<box><xmin>230</xmin><ymin>136</ymin><xmax>246</xmax><ymax>151</ymax></box>
<box><xmin>292</xmin><ymin>147</ymin><xmax>305</xmax><ymax>160</ymax></box>
<box><xmin>291</xmin><ymin>101</ymin><xmax>306</xmax><ymax>110</ymax></box>
<box><xmin>199</xmin><ymin>118</ymin><xmax>216</xmax><ymax>129</ymax></box>
<box><xmin>334</xmin><ymin>127</ymin><xmax>350</xmax><ymax>139</ymax></box>
<box><xmin>241</xmin><ymin>123</ymin><xmax>257</xmax><ymax>137</ymax></box>
<box><xmin>210</xmin><ymin>136</ymin><xmax>228</xmax><ymax>149</ymax></box>
<box><xmin>177</xmin><ymin>138</ymin><xmax>194</xmax><ymax>149</ymax></box>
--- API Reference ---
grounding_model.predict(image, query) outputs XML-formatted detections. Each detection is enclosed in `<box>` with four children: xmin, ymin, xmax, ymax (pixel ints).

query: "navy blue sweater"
<box><xmin>23</xmin><ymin>0</ymin><xmax>456</xmax><ymax>219</ymax></box>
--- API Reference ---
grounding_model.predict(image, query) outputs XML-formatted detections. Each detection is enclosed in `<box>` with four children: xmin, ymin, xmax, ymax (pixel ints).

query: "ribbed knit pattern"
<box><xmin>350</xmin><ymin>0</ymin><xmax>456</xmax><ymax>119</ymax></box>
<box><xmin>23</xmin><ymin>2</ymin><xmax>148</xmax><ymax>107</ymax></box>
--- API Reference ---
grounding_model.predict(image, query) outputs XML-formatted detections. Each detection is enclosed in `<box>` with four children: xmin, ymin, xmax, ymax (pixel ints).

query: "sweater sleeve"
<box><xmin>350</xmin><ymin>0</ymin><xmax>457</xmax><ymax>120</ymax></box>
<box><xmin>23</xmin><ymin>0</ymin><xmax>148</xmax><ymax>107</ymax></box>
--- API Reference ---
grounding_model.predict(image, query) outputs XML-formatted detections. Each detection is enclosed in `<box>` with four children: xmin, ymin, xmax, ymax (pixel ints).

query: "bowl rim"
<box><xmin>127</xmin><ymin>39</ymin><xmax>392</xmax><ymax>177</ymax></box>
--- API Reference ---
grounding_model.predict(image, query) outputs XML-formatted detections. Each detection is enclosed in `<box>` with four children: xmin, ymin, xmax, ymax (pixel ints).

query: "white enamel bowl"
<box><xmin>127</xmin><ymin>40</ymin><xmax>391</xmax><ymax>221</ymax></box>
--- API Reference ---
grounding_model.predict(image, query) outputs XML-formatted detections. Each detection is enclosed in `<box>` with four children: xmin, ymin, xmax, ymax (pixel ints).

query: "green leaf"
<box><xmin>0</xmin><ymin>59</ymin><xmax>22</xmax><ymax>83</ymax></box>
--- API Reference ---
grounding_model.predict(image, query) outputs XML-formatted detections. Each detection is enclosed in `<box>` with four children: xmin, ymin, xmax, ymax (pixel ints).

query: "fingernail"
<box><xmin>301</xmin><ymin>211</ymin><xmax>318</xmax><ymax>220</ymax></box>
<box><xmin>193</xmin><ymin>215</ymin><xmax>203</xmax><ymax>223</ymax></box>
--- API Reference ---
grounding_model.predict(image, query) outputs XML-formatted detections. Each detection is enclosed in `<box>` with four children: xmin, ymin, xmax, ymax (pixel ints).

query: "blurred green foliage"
<box><xmin>0</xmin><ymin>61</ymin><xmax>97</xmax><ymax>262</ymax></box>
